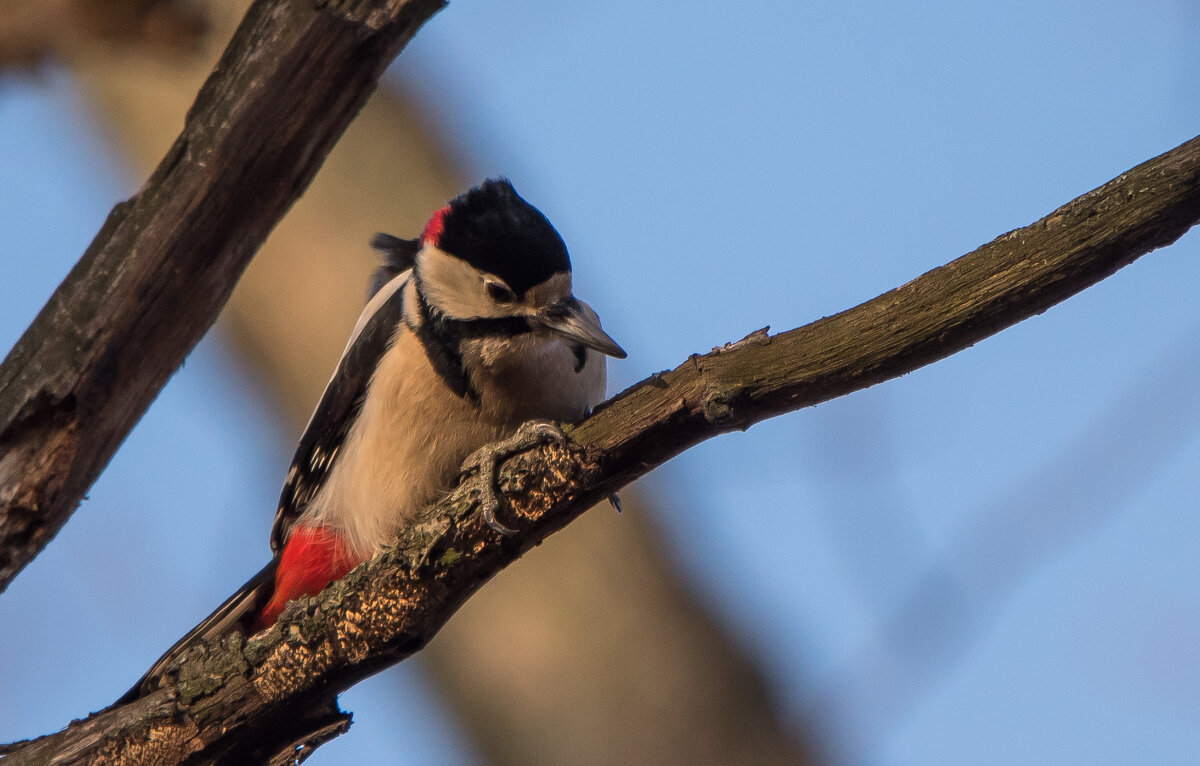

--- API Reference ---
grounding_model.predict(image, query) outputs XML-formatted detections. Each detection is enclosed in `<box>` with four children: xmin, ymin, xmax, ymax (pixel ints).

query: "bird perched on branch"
<box><xmin>125</xmin><ymin>178</ymin><xmax>625</xmax><ymax>700</ymax></box>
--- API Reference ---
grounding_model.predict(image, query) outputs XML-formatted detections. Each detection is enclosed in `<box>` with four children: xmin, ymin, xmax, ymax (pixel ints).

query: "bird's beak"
<box><xmin>538</xmin><ymin>298</ymin><xmax>627</xmax><ymax>359</ymax></box>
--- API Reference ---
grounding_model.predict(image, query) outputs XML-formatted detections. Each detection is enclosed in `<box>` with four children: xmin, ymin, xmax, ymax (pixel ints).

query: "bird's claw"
<box><xmin>462</xmin><ymin>420</ymin><xmax>568</xmax><ymax>535</ymax></box>
<box><xmin>481</xmin><ymin>504</ymin><xmax>517</xmax><ymax>536</ymax></box>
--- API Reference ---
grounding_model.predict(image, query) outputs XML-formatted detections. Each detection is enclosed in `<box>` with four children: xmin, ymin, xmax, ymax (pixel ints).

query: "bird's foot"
<box><xmin>461</xmin><ymin>420</ymin><xmax>567</xmax><ymax>535</ymax></box>
<box><xmin>582</xmin><ymin>407</ymin><xmax>621</xmax><ymax>513</ymax></box>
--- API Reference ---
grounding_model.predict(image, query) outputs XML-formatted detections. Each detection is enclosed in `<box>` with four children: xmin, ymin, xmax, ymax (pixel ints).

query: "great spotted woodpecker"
<box><xmin>126</xmin><ymin>178</ymin><xmax>625</xmax><ymax>699</ymax></box>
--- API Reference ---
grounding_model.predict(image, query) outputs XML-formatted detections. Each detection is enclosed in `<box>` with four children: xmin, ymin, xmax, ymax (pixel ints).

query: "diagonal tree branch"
<box><xmin>4</xmin><ymin>133</ymin><xmax>1197</xmax><ymax>765</ymax></box>
<box><xmin>0</xmin><ymin>0</ymin><xmax>445</xmax><ymax>594</ymax></box>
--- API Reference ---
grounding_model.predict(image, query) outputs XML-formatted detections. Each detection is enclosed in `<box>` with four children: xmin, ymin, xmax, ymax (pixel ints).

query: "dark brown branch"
<box><xmin>576</xmin><ymin>135</ymin><xmax>1200</xmax><ymax>477</ymax></box>
<box><xmin>0</xmin><ymin>0</ymin><xmax>445</xmax><ymax>593</ymax></box>
<box><xmin>4</xmin><ymin>135</ymin><xmax>1197</xmax><ymax>765</ymax></box>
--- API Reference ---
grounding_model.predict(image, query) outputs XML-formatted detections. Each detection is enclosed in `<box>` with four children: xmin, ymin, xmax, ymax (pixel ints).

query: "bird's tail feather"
<box><xmin>118</xmin><ymin>558</ymin><xmax>278</xmax><ymax>703</ymax></box>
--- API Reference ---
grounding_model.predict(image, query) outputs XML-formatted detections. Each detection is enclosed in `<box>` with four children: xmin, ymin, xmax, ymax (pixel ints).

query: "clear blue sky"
<box><xmin>2</xmin><ymin>2</ymin><xmax>1199</xmax><ymax>763</ymax></box>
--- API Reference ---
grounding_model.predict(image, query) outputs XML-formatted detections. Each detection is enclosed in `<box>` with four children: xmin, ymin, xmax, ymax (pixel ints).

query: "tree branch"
<box><xmin>4</xmin><ymin>134</ymin><xmax>1197</xmax><ymax>765</ymax></box>
<box><xmin>0</xmin><ymin>0</ymin><xmax>445</xmax><ymax>594</ymax></box>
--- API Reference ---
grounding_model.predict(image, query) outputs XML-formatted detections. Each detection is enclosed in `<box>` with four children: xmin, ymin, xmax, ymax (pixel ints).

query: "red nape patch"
<box><xmin>421</xmin><ymin>205</ymin><xmax>449</xmax><ymax>246</ymax></box>
<box><xmin>254</xmin><ymin>526</ymin><xmax>359</xmax><ymax>631</ymax></box>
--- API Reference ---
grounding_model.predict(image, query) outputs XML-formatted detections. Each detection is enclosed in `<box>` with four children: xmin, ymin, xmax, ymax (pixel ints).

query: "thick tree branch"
<box><xmin>4</xmin><ymin>135</ymin><xmax>1197</xmax><ymax>765</ymax></box>
<box><xmin>575</xmin><ymin>137</ymin><xmax>1200</xmax><ymax>475</ymax></box>
<box><xmin>0</xmin><ymin>0</ymin><xmax>445</xmax><ymax>593</ymax></box>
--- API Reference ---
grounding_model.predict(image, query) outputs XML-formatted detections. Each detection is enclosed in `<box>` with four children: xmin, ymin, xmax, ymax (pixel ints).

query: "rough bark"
<box><xmin>3</xmin><ymin>133</ymin><xmax>1197</xmax><ymax>765</ymax></box>
<box><xmin>0</xmin><ymin>0</ymin><xmax>445</xmax><ymax>594</ymax></box>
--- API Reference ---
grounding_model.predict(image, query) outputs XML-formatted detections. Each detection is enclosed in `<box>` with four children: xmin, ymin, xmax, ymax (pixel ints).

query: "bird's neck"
<box><xmin>409</xmin><ymin>275</ymin><xmax>537</xmax><ymax>403</ymax></box>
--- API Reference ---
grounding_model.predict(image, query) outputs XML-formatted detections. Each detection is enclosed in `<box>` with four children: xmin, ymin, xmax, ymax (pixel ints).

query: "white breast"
<box><xmin>303</xmin><ymin>283</ymin><xmax>607</xmax><ymax>560</ymax></box>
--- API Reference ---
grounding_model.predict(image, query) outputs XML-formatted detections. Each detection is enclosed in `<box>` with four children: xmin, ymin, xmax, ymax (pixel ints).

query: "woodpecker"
<box><xmin>126</xmin><ymin>179</ymin><xmax>625</xmax><ymax>699</ymax></box>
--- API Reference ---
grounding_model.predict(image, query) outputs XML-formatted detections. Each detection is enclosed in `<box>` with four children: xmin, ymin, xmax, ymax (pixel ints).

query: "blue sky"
<box><xmin>2</xmin><ymin>1</ymin><xmax>1199</xmax><ymax>763</ymax></box>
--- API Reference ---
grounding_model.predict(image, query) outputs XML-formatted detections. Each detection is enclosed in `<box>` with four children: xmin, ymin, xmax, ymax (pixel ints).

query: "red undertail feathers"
<box><xmin>254</xmin><ymin>525</ymin><xmax>359</xmax><ymax>631</ymax></box>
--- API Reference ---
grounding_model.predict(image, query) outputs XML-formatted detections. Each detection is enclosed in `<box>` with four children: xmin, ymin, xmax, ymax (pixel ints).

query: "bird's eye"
<box><xmin>486</xmin><ymin>283</ymin><xmax>516</xmax><ymax>303</ymax></box>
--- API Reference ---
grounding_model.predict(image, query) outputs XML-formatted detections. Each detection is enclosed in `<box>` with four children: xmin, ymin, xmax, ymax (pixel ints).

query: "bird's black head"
<box><xmin>424</xmin><ymin>178</ymin><xmax>570</xmax><ymax>296</ymax></box>
<box><xmin>411</xmin><ymin>179</ymin><xmax>625</xmax><ymax>360</ymax></box>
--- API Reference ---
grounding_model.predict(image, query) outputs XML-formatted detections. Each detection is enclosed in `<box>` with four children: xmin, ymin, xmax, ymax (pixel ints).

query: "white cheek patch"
<box><xmin>417</xmin><ymin>245</ymin><xmax>575</xmax><ymax>319</ymax></box>
<box><xmin>418</xmin><ymin>245</ymin><xmax>506</xmax><ymax>319</ymax></box>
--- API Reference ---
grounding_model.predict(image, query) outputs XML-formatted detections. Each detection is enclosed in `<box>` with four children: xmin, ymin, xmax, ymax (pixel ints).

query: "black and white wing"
<box><xmin>270</xmin><ymin>269</ymin><xmax>411</xmax><ymax>553</ymax></box>
<box><xmin>119</xmin><ymin>558</ymin><xmax>279</xmax><ymax>702</ymax></box>
<box><xmin>125</xmin><ymin>246</ymin><xmax>416</xmax><ymax>702</ymax></box>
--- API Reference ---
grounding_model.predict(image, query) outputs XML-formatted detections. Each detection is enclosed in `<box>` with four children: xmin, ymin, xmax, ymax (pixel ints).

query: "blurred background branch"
<box><xmin>806</xmin><ymin>321</ymin><xmax>1200</xmax><ymax>748</ymax></box>
<box><xmin>0</xmin><ymin>0</ymin><xmax>206</xmax><ymax>68</ymax></box>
